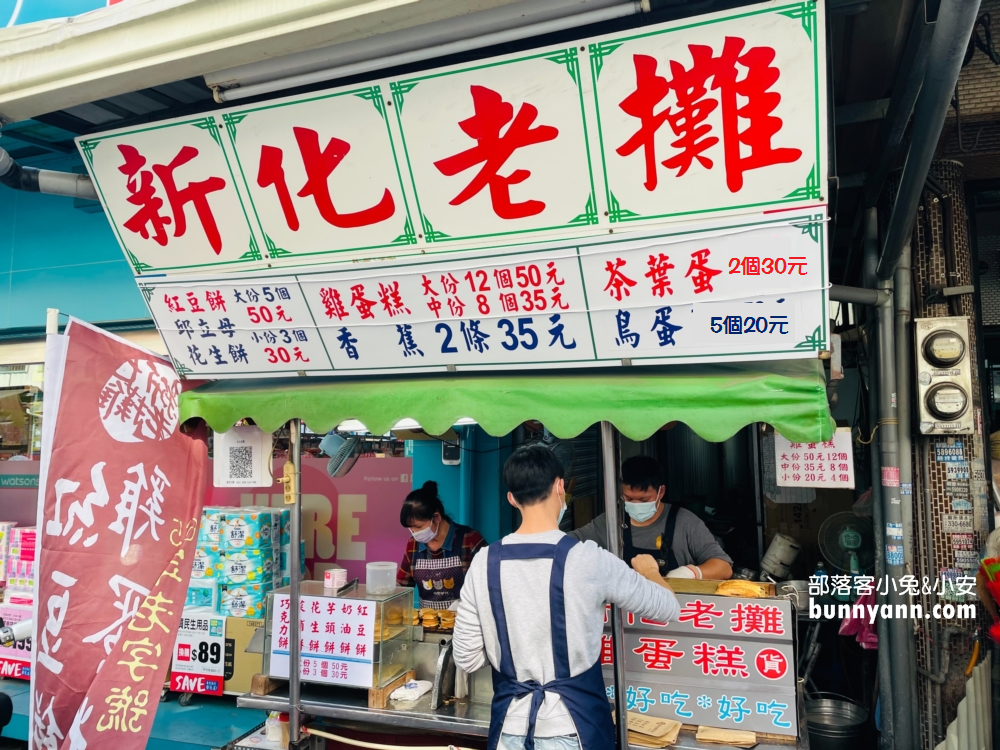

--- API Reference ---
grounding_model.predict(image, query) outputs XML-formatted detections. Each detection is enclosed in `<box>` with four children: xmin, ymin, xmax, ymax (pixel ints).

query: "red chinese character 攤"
<box><xmin>616</xmin><ymin>39</ymin><xmax>802</xmax><ymax>193</ymax></box>
<box><xmin>434</xmin><ymin>86</ymin><xmax>558</xmax><ymax>220</ymax></box>
<box><xmin>685</xmin><ymin>249</ymin><xmax>721</xmax><ymax>294</ymax></box>
<box><xmin>633</xmin><ymin>637</ymin><xmax>684</xmax><ymax>671</ymax></box>
<box><xmin>731</xmin><ymin>603</ymin><xmax>785</xmax><ymax>635</ymax></box>
<box><xmin>678</xmin><ymin>599</ymin><xmax>724</xmax><ymax>629</ymax></box>
<box><xmin>603</xmin><ymin>258</ymin><xmax>637</xmax><ymax>302</ymax></box>
<box><xmin>257</xmin><ymin>127</ymin><xmax>395</xmax><ymax>229</ymax></box>
<box><xmin>118</xmin><ymin>144</ymin><xmax>227</xmax><ymax>254</ymax></box>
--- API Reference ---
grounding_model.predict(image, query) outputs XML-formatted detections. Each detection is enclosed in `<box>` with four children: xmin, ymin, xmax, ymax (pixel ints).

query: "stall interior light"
<box><xmin>333</xmin><ymin>417</ymin><xmax>478</xmax><ymax>433</ymax></box>
<box><xmin>209</xmin><ymin>0</ymin><xmax>641</xmax><ymax>102</ymax></box>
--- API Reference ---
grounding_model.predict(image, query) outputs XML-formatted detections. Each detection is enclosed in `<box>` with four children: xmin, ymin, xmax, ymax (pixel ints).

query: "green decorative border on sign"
<box><xmin>589</xmin><ymin>1</ymin><xmax>824</xmax><ymax>225</ymax></box>
<box><xmin>221</xmin><ymin>84</ymin><xmax>418</xmax><ymax>262</ymax></box>
<box><xmin>79</xmin><ymin>115</ymin><xmax>261</xmax><ymax>275</ymax></box>
<box><xmin>391</xmin><ymin>47</ymin><xmax>599</xmax><ymax>246</ymax></box>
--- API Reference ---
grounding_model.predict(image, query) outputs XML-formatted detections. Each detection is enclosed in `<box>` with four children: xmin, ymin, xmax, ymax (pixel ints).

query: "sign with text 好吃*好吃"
<box><xmin>78</xmin><ymin>0</ymin><xmax>829</xmax><ymax>375</ymax></box>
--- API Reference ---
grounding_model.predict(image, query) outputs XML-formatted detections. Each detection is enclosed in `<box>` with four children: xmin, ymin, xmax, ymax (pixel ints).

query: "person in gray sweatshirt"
<box><xmin>453</xmin><ymin>445</ymin><xmax>681</xmax><ymax>750</ymax></box>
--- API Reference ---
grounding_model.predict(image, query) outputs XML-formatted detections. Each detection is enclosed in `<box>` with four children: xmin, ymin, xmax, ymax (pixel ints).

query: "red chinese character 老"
<box><xmin>678</xmin><ymin>599</ymin><xmax>724</xmax><ymax>629</ymax></box>
<box><xmin>118</xmin><ymin>144</ymin><xmax>227</xmax><ymax>254</ymax></box>
<box><xmin>633</xmin><ymin>637</ymin><xmax>684</xmax><ymax>671</ymax></box>
<box><xmin>616</xmin><ymin>39</ymin><xmax>802</xmax><ymax>193</ymax></box>
<box><xmin>257</xmin><ymin>127</ymin><xmax>395</xmax><ymax>229</ymax></box>
<box><xmin>434</xmin><ymin>86</ymin><xmax>558</xmax><ymax>220</ymax></box>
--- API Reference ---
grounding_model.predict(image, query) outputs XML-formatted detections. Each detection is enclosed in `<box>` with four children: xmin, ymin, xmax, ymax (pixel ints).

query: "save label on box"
<box><xmin>171</xmin><ymin>610</ymin><xmax>226</xmax><ymax>696</ymax></box>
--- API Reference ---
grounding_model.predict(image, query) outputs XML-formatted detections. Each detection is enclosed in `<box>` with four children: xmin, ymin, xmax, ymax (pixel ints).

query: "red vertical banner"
<box><xmin>30</xmin><ymin>320</ymin><xmax>208</xmax><ymax>750</ymax></box>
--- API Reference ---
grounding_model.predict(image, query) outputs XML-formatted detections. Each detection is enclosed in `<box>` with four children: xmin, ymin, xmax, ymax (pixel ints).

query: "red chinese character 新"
<box><xmin>257</xmin><ymin>127</ymin><xmax>395</xmax><ymax>230</ymax></box>
<box><xmin>616</xmin><ymin>39</ymin><xmax>802</xmax><ymax>193</ymax></box>
<box><xmin>633</xmin><ymin>637</ymin><xmax>684</xmax><ymax>671</ymax></box>
<box><xmin>434</xmin><ymin>86</ymin><xmax>558</xmax><ymax>220</ymax></box>
<box><xmin>119</xmin><ymin>144</ymin><xmax>227</xmax><ymax>254</ymax></box>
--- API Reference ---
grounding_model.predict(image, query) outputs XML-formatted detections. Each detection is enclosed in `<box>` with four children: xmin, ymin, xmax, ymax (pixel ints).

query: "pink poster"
<box><xmin>207</xmin><ymin>456</ymin><xmax>412</xmax><ymax>583</ymax></box>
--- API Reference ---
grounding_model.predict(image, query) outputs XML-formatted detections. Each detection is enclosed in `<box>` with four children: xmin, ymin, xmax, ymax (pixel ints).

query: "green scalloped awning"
<box><xmin>179</xmin><ymin>360</ymin><xmax>834</xmax><ymax>443</ymax></box>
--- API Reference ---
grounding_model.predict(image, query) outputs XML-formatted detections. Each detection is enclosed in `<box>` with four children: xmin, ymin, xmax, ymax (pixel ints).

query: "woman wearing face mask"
<box><xmin>397</xmin><ymin>481</ymin><xmax>487</xmax><ymax>610</ymax></box>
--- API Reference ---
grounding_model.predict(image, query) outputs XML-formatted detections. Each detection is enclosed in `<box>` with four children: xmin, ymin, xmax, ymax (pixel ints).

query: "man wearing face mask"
<box><xmin>568</xmin><ymin>456</ymin><xmax>733</xmax><ymax>580</ymax></box>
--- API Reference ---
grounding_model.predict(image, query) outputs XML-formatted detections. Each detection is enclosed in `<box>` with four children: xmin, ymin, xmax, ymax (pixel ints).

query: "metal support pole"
<box><xmin>863</xmin><ymin>212</ymin><xmax>894</xmax><ymax>749</ymax></box>
<box><xmin>893</xmin><ymin>242</ymin><xmax>922</xmax><ymax>744</ymax></box>
<box><xmin>600</xmin><ymin>421</ymin><xmax>629</xmax><ymax>750</ymax></box>
<box><xmin>877</xmin><ymin>0</ymin><xmax>984</xmax><ymax>279</ymax></box>
<box><xmin>874</xmin><ymin>255</ymin><xmax>917</xmax><ymax>747</ymax></box>
<box><xmin>288</xmin><ymin>419</ymin><xmax>304</xmax><ymax>743</ymax></box>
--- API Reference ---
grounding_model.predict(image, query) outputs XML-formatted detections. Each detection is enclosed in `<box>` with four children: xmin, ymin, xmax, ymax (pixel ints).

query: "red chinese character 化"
<box><xmin>603</xmin><ymin>258</ymin><xmax>637</xmax><ymax>302</ymax></box>
<box><xmin>645</xmin><ymin>253</ymin><xmax>675</xmax><ymax>297</ymax></box>
<box><xmin>257</xmin><ymin>128</ymin><xmax>395</xmax><ymax>229</ymax></box>
<box><xmin>685</xmin><ymin>249</ymin><xmax>721</xmax><ymax>294</ymax></box>
<box><xmin>678</xmin><ymin>599</ymin><xmax>724</xmax><ymax>629</ymax></box>
<box><xmin>434</xmin><ymin>86</ymin><xmax>558</xmax><ymax>219</ymax></box>
<box><xmin>633</xmin><ymin>637</ymin><xmax>684</xmax><ymax>671</ymax></box>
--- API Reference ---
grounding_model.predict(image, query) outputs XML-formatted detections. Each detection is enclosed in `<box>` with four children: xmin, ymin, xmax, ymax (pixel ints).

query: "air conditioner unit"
<box><xmin>915</xmin><ymin>316</ymin><xmax>975</xmax><ymax>435</ymax></box>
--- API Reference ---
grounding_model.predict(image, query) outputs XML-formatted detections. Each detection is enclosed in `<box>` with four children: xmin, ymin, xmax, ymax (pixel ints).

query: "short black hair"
<box><xmin>399</xmin><ymin>481</ymin><xmax>448</xmax><ymax>527</ymax></box>
<box><xmin>621</xmin><ymin>456</ymin><xmax>663</xmax><ymax>492</ymax></box>
<box><xmin>503</xmin><ymin>445</ymin><xmax>565</xmax><ymax>506</ymax></box>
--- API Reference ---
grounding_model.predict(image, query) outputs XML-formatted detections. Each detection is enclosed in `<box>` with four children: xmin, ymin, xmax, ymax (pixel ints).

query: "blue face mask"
<box><xmin>625</xmin><ymin>500</ymin><xmax>659</xmax><ymax>523</ymax></box>
<box><xmin>558</xmin><ymin>501</ymin><xmax>567</xmax><ymax>526</ymax></box>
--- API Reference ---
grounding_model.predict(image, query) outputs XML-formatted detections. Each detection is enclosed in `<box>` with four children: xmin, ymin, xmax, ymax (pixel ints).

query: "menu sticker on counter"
<box><xmin>269</xmin><ymin>593</ymin><xmax>376</xmax><ymax>688</ymax></box>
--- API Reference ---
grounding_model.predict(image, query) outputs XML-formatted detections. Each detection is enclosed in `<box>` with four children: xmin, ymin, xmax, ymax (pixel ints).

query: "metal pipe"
<box><xmin>875</xmin><ymin>245</ymin><xmax>918</xmax><ymax>749</ymax></box>
<box><xmin>877</xmin><ymin>0</ymin><xmax>984</xmax><ymax>279</ymax></box>
<box><xmin>600</xmin><ymin>421</ymin><xmax>629</xmax><ymax>750</ymax></box>
<box><xmin>922</xmin><ymin>439</ymin><xmax>944</xmax><ymax>743</ymax></box>
<box><xmin>0</xmin><ymin>147</ymin><xmax>98</xmax><ymax>200</ymax></box>
<box><xmin>893</xmin><ymin>241</ymin><xmax>922</xmax><ymax>745</ymax></box>
<box><xmin>458</xmin><ymin>426</ymin><xmax>475</xmax><ymax>526</ymax></box>
<box><xmin>829</xmin><ymin>284</ymin><xmax>891</xmax><ymax>306</ymax></box>
<box><xmin>216</xmin><ymin>2</ymin><xmax>642</xmax><ymax>103</ymax></box>
<box><xmin>288</xmin><ymin>419</ymin><xmax>304</xmax><ymax>744</ymax></box>
<box><xmin>863</xmin><ymin>209</ymin><xmax>894</xmax><ymax>750</ymax></box>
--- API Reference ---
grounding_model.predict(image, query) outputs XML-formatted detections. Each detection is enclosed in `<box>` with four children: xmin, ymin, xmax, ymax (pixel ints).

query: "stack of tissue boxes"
<box><xmin>4</xmin><ymin>527</ymin><xmax>35</xmax><ymax>609</ymax></box>
<box><xmin>188</xmin><ymin>506</ymin><xmax>308</xmax><ymax>618</ymax></box>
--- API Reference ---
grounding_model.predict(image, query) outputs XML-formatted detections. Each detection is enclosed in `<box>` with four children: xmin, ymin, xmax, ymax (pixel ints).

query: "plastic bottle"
<box><xmin>813</xmin><ymin>561</ymin><xmax>828</xmax><ymax>596</ymax></box>
<box><xmin>265</xmin><ymin>712</ymin><xmax>281</xmax><ymax>741</ymax></box>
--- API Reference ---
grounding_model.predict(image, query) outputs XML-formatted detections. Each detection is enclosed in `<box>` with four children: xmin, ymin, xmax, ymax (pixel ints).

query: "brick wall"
<box><xmin>979</xmin><ymin>231</ymin><xmax>1000</xmax><ymax>325</ymax></box>
<box><xmin>954</xmin><ymin>0</ymin><xmax>1000</xmax><ymax>120</ymax></box>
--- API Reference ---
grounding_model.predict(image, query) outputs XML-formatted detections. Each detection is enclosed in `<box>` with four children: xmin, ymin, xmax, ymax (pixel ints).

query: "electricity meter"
<box><xmin>924</xmin><ymin>383</ymin><xmax>969</xmax><ymax>421</ymax></box>
<box><xmin>922</xmin><ymin>331</ymin><xmax>966</xmax><ymax>368</ymax></box>
<box><xmin>914</xmin><ymin>317</ymin><xmax>974</xmax><ymax>435</ymax></box>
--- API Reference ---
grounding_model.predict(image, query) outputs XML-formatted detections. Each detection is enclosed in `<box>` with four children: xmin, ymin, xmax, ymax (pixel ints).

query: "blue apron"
<box><xmin>486</xmin><ymin>536</ymin><xmax>616</xmax><ymax>750</ymax></box>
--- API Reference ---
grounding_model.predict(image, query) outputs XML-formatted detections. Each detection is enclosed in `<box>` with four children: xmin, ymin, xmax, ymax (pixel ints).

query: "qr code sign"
<box><xmin>229</xmin><ymin>445</ymin><xmax>254</xmax><ymax>479</ymax></box>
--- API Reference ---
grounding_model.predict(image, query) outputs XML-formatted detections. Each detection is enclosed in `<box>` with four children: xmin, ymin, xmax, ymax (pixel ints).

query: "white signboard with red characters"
<box><xmin>602</xmin><ymin>594</ymin><xmax>796</xmax><ymax>736</ymax></box>
<box><xmin>77</xmin><ymin>0</ymin><xmax>827</xmax><ymax>278</ymax></box>
<box><xmin>269</xmin><ymin>593</ymin><xmax>376</xmax><ymax>688</ymax></box>
<box><xmin>138</xmin><ymin>209</ymin><xmax>827</xmax><ymax>377</ymax></box>
<box><xmin>775</xmin><ymin>427</ymin><xmax>855</xmax><ymax>488</ymax></box>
